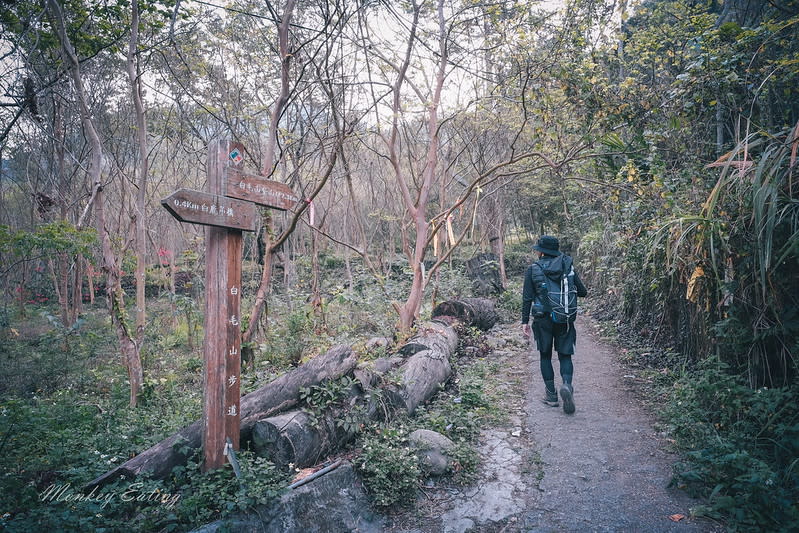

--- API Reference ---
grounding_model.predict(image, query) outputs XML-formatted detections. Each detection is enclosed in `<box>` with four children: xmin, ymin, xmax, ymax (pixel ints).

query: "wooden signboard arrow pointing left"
<box><xmin>161</xmin><ymin>188</ymin><xmax>257</xmax><ymax>232</ymax></box>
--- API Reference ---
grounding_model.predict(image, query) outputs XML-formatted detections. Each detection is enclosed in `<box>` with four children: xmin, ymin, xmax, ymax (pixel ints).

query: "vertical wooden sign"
<box><xmin>202</xmin><ymin>140</ymin><xmax>245</xmax><ymax>470</ymax></box>
<box><xmin>162</xmin><ymin>139</ymin><xmax>297</xmax><ymax>472</ymax></box>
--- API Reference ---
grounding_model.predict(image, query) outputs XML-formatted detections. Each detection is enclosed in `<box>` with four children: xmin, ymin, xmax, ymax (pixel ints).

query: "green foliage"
<box><xmin>161</xmin><ymin>293</ymin><xmax>201</xmax><ymax>349</ymax></box>
<box><xmin>171</xmin><ymin>452</ymin><xmax>287</xmax><ymax>524</ymax></box>
<box><xmin>352</xmin><ymin>335</ymin><xmax>502</xmax><ymax>508</ymax></box>
<box><xmin>1</xmin><ymin>310</ymin><xmax>108</xmax><ymax>396</ymax></box>
<box><xmin>354</xmin><ymin>423</ymin><xmax>420</xmax><ymax>509</ymax></box>
<box><xmin>662</xmin><ymin>358</ymin><xmax>799</xmax><ymax>529</ymax></box>
<box><xmin>447</xmin><ymin>442</ymin><xmax>480</xmax><ymax>486</ymax></box>
<box><xmin>496</xmin><ymin>282</ymin><xmax>521</xmax><ymax>321</ymax></box>
<box><xmin>0</xmin><ymin>221</ymin><xmax>97</xmax><ymax>261</ymax></box>
<box><xmin>641</xmin><ymin>129</ymin><xmax>799</xmax><ymax>383</ymax></box>
<box><xmin>0</xmin><ymin>0</ymin><xmax>181</xmax><ymax>61</ymax></box>
<box><xmin>300</xmin><ymin>376</ymin><xmax>354</xmax><ymax>410</ymax></box>
<box><xmin>260</xmin><ymin>308</ymin><xmax>312</xmax><ymax>367</ymax></box>
<box><xmin>415</xmin><ymin>392</ymin><xmax>483</xmax><ymax>443</ymax></box>
<box><xmin>415</xmin><ymin>357</ymin><xmax>501</xmax><ymax>446</ymax></box>
<box><xmin>0</xmin><ymin>338</ymin><xmax>286</xmax><ymax>532</ymax></box>
<box><xmin>299</xmin><ymin>376</ymin><xmax>377</xmax><ymax>435</ymax></box>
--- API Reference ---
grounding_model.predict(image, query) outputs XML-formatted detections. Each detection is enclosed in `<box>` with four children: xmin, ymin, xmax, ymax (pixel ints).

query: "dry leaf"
<box><xmin>669</xmin><ymin>514</ymin><xmax>686</xmax><ymax>522</ymax></box>
<box><xmin>686</xmin><ymin>265</ymin><xmax>705</xmax><ymax>303</ymax></box>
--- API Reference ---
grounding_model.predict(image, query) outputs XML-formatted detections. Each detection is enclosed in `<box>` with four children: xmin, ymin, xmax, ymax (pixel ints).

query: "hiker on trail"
<box><xmin>521</xmin><ymin>235</ymin><xmax>587</xmax><ymax>414</ymax></box>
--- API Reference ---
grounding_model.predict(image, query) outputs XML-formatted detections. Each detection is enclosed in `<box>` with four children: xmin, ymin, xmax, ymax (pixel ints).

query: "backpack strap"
<box><xmin>531</xmin><ymin>260</ymin><xmax>550</xmax><ymax>312</ymax></box>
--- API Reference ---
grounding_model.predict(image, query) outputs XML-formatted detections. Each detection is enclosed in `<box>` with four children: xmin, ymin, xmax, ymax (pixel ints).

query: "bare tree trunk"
<box><xmin>47</xmin><ymin>0</ymin><xmax>143</xmax><ymax>407</ymax></box>
<box><xmin>127</xmin><ymin>0</ymin><xmax>149</xmax><ymax>340</ymax></box>
<box><xmin>243</xmin><ymin>212</ymin><xmax>274</xmax><ymax>346</ymax></box>
<box><xmin>310</xmin><ymin>227</ymin><xmax>325</xmax><ymax>326</ymax></box>
<box><xmin>243</xmin><ymin>0</ymin><xmax>295</xmax><ymax>344</ymax></box>
<box><xmin>71</xmin><ymin>254</ymin><xmax>83</xmax><ymax>322</ymax></box>
<box><xmin>52</xmin><ymin>97</ymin><xmax>80</xmax><ymax>328</ymax></box>
<box><xmin>87</xmin><ymin>259</ymin><xmax>95</xmax><ymax>305</ymax></box>
<box><xmin>48</xmin><ymin>257</ymin><xmax>66</xmax><ymax>324</ymax></box>
<box><xmin>384</xmin><ymin>0</ymin><xmax>447</xmax><ymax>331</ymax></box>
<box><xmin>485</xmin><ymin>193</ymin><xmax>507</xmax><ymax>288</ymax></box>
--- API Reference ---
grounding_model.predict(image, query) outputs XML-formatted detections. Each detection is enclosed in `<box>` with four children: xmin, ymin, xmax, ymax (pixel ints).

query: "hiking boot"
<box><xmin>541</xmin><ymin>380</ymin><xmax>559</xmax><ymax>407</ymax></box>
<box><xmin>560</xmin><ymin>383</ymin><xmax>575</xmax><ymax>414</ymax></box>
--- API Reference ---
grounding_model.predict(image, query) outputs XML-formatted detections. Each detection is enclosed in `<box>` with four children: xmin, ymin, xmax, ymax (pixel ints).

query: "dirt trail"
<box><xmin>387</xmin><ymin>316</ymin><xmax>720</xmax><ymax>532</ymax></box>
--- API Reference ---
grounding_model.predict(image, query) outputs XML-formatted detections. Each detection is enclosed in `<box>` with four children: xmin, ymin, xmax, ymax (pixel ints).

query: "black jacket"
<box><xmin>521</xmin><ymin>254</ymin><xmax>587</xmax><ymax>324</ymax></box>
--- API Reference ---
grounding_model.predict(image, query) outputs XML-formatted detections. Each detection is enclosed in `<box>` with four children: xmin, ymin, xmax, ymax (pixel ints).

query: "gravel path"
<box><xmin>387</xmin><ymin>316</ymin><xmax>720</xmax><ymax>532</ymax></box>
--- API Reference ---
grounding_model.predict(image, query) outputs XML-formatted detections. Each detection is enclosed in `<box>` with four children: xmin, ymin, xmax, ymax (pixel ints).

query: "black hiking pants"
<box><xmin>533</xmin><ymin>317</ymin><xmax>576</xmax><ymax>384</ymax></box>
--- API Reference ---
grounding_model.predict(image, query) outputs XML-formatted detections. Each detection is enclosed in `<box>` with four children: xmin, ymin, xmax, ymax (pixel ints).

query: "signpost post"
<box><xmin>161</xmin><ymin>140</ymin><xmax>297</xmax><ymax>471</ymax></box>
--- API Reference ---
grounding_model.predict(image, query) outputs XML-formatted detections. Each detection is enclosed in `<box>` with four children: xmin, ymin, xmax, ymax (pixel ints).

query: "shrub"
<box><xmin>354</xmin><ymin>424</ymin><xmax>420</xmax><ymax>509</ymax></box>
<box><xmin>663</xmin><ymin>357</ymin><xmax>799</xmax><ymax>529</ymax></box>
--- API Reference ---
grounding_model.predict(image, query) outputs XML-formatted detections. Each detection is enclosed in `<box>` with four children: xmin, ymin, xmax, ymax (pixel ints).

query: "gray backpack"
<box><xmin>534</xmin><ymin>255</ymin><xmax>577</xmax><ymax>323</ymax></box>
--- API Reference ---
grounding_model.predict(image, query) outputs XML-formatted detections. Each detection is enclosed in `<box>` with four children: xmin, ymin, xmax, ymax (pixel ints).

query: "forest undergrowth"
<box><xmin>1</xmin><ymin>247</ymin><xmax>797</xmax><ymax>531</ymax></box>
<box><xmin>0</xmin><ymin>258</ymin><xmax>510</xmax><ymax>532</ymax></box>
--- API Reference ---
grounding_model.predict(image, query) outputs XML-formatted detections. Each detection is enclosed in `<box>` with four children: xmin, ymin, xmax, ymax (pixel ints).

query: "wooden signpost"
<box><xmin>161</xmin><ymin>140</ymin><xmax>297</xmax><ymax>470</ymax></box>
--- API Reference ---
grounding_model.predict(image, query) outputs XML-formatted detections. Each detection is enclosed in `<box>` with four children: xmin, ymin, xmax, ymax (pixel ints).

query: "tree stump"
<box><xmin>465</xmin><ymin>253</ymin><xmax>503</xmax><ymax>295</ymax></box>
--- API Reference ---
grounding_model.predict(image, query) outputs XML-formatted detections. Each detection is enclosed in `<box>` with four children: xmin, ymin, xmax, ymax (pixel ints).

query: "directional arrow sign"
<box><xmin>225</xmin><ymin>168</ymin><xmax>299</xmax><ymax>211</ymax></box>
<box><xmin>161</xmin><ymin>188</ymin><xmax>257</xmax><ymax>232</ymax></box>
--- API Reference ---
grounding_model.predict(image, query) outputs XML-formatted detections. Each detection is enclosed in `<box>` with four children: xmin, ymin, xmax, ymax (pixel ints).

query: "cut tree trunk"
<box><xmin>87</xmin><ymin>297</ymin><xmax>495</xmax><ymax>489</ymax></box>
<box><xmin>251</xmin><ymin>409</ymin><xmax>357</xmax><ymax>470</ymax></box>
<box><xmin>85</xmin><ymin>345</ymin><xmax>356</xmax><ymax>490</ymax></box>
<box><xmin>251</xmin><ymin>320</ymin><xmax>462</xmax><ymax>468</ymax></box>
<box><xmin>397</xmin><ymin>320</ymin><xmax>458</xmax><ymax>356</ymax></box>
<box><xmin>390</xmin><ymin>347</ymin><xmax>452</xmax><ymax>415</ymax></box>
<box><xmin>254</xmin><ymin>354</ymin><xmax>412</xmax><ymax>470</ymax></box>
<box><xmin>246</xmin><ymin>303</ymin><xmax>492</xmax><ymax>465</ymax></box>
<box><xmin>431</xmin><ymin>297</ymin><xmax>499</xmax><ymax>331</ymax></box>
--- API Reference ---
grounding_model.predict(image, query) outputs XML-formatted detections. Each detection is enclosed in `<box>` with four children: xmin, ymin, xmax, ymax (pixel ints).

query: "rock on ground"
<box><xmin>410</xmin><ymin>429</ymin><xmax>456</xmax><ymax>476</ymax></box>
<box><xmin>191</xmin><ymin>462</ymin><xmax>383</xmax><ymax>533</ymax></box>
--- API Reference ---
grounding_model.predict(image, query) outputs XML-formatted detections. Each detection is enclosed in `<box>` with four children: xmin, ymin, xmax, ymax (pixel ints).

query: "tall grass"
<box><xmin>646</xmin><ymin>124</ymin><xmax>799</xmax><ymax>385</ymax></box>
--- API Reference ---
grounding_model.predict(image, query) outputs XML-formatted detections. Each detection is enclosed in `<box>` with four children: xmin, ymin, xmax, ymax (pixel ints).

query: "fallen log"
<box><xmin>252</xmin><ymin>321</ymin><xmax>459</xmax><ymax>467</ymax></box>
<box><xmin>352</xmin><ymin>356</ymin><xmax>404</xmax><ymax>391</ymax></box>
<box><xmin>251</xmin><ymin>409</ymin><xmax>356</xmax><ymax>469</ymax></box>
<box><xmin>239</xmin><ymin>345</ymin><xmax>357</xmax><ymax>432</ymax></box>
<box><xmin>88</xmin><ymin>297</ymin><xmax>495</xmax><ymax>489</ymax></box>
<box><xmin>431</xmin><ymin>297</ymin><xmax>498</xmax><ymax>331</ymax></box>
<box><xmin>397</xmin><ymin>320</ymin><xmax>458</xmax><ymax>356</ymax></box>
<box><xmin>391</xmin><ymin>347</ymin><xmax>453</xmax><ymax>415</ymax></box>
<box><xmin>86</xmin><ymin>345</ymin><xmax>357</xmax><ymax>489</ymax></box>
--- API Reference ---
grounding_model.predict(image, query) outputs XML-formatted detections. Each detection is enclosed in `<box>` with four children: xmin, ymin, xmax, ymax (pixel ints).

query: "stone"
<box><xmin>409</xmin><ymin>429</ymin><xmax>455</xmax><ymax>452</ymax></box>
<box><xmin>409</xmin><ymin>429</ymin><xmax>456</xmax><ymax>476</ymax></box>
<box><xmin>190</xmin><ymin>462</ymin><xmax>383</xmax><ymax>533</ymax></box>
<box><xmin>418</xmin><ymin>448</ymin><xmax>451</xmax><ymax>476</ymax></box>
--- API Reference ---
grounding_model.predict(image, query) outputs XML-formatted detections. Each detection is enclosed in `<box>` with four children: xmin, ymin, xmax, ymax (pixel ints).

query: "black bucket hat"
<box><xmin>533</xmin><ymin>235</ymin><xmax>561</xmax><ymax>256</ymax></box>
